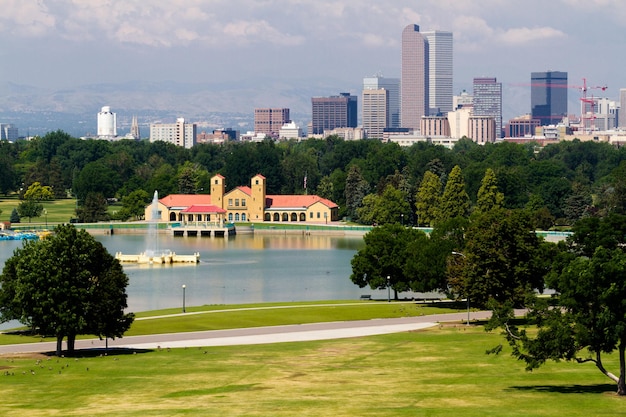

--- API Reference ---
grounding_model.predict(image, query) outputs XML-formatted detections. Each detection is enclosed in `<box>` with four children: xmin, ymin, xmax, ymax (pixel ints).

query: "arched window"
<box><xmin>228</xmin><ymin>213</ymin><xmax>233</xmax><ymax>222</ymax></box>
<box><xmin>242</xmin><ymin>213</ymin><xmax>247</xmax><ymax>222</ymax></box>
<box><xmin>299</xmin><ymin>213</ymin><xmax>306</xmax><ymax>221</ymax></box>
<box><xmin>273</xmin><ymin>213</ymin><xmax>280</xmax><ymax>221</ymax></box>
<box><xmin>282</xmin><ymin>213</ymin><xmax>289</xmax><ymax>221</ymax></box>
<box><xmin>290</xmin><ymin>213</ymin><xmax>297</xmax><ymax>221</ymax></box>
<box><xmin>235</xmin><ymin>213</ymin><xmax>240</xmax><ymax>221</ymax></box>
<box><xmin>265</xmin><ymin>213</ymin><xmax>271</xmax><ymax>221</ymax></box>
<box><xmin>170</xmin><ymin>212</ymin><xmax>176</xmax><ymax>221</ymax></box>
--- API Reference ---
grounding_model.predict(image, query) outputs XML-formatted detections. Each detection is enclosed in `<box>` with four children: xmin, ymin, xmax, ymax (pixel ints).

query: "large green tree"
<box><xmin>357</xmin><ymin>185</ymin><xmax>411</xmax><ymax>226</ymax></box>
<box><xmin>474</xmin><ymin>168</ymin><xmax>504</xmax><ymax>215</ymax></box>
<box><xmin>415</xmin><ymin>170</ymin><xmax>442</xmax><ymax>227</ymax></box>
<box><xmin>436</xmin><ymin>165</ymin><xmax>470</xmax><ymax>224</ymax></box>
<box><xmin>0</xmin><ymin>225</ymin><xmax>134</xmax><ymax>356</ymax></box>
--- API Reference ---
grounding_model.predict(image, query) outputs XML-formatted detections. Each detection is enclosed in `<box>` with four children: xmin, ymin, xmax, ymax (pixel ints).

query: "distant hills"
<box><xmin>0</xmin><ymin>79</ymin><xmax>357</xmax><ymax>138</ymax></box>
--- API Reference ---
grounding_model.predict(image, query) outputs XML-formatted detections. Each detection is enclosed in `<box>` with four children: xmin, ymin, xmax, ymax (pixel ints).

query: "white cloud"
<box><xmin>222</xmin><ymin>20</ymin><xmax>304</xmax><ymax>46</ymax></box>
<box><xmin>497</xmin><ymin>27</ymin><xmax>567</xmax><ymax>45</ymax></box>
<box><xmin>0</xmin><ymin>0</ymin><xmax>56</xmax><ymax>37</ymax></box>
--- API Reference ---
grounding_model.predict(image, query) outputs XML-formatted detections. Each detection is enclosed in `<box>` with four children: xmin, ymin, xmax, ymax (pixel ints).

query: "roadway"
<box><xmin>0</xmin><ymin>310</ymin><xmax>495</xmax><ymax>355</ymax></box>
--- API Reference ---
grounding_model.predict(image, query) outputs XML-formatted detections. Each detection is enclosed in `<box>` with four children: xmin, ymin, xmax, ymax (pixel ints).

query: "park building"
<box><xmin>145</xmin><ymin>174</ymin><xmax>339</xmax><ymax>225</ymax></box>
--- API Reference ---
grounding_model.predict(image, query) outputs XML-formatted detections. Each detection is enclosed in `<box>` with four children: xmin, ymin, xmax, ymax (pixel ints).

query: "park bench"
<box><xmin>360</xmin><ymin>294</ymin><xmax>372</xmax><ymax>300</ymax></box>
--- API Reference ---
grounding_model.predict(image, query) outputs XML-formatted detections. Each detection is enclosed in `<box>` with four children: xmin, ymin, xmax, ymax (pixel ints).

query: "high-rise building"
<box><xmin>362</xmin><ymin>88</ymin><xmax>388</xmax><ymax>139</ymax></box>
<box><xmin>473</xmin><ymin>77</ymin><xmax>503</xmax><ymax>138</ymax></box>
<box><xmin>0</xmin><ymin>123</ymin><xmax>18</xmax><ymax>141</ymax></box>
<box><xmin>422</xmin><ymin>30</ymin><xmax>453</xmax><ymax>115</ymax></box>
<box><xmin>97</xmin><ymin>106</ymin><xmax>117</xmax><ymax>138</ymax></box>
<box><xmin>401</xmin><ymin>24</ymin><xmax>428</xmax><ymax>130</ymax></box>
<box><xmin>619</xmin><ymin>88</ymin><xmax>626</xmax><ymax>129</ymax></box>
<box><xmin>311</xmin><ymin>93</ymin><xmax>357</xmax><ymax>135</ymax></box>
<box><xmin>363</xmin><ymin>76</ymin><xmax>400</xmax><ymax>128</ymax></box>
<box><xmin>254</xmin><ymin>108</ymin><xmax>290</xmax><ymax>138</ymax></box>
<box><xmin>531</xmin><ymin>71</ymin><xmax>568</xmax><ymax>126</ymax></box>
<box><xmin>150</xmin><ymin>118</ymin><xmax>197</xmax><ymax>149</ymax></box>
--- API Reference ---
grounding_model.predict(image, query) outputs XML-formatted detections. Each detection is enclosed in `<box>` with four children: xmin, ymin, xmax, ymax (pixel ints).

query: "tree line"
<box><xmin>3</xmin><ymin>130</ymin><xmax>626</xmax><ymax>224</ymax></box>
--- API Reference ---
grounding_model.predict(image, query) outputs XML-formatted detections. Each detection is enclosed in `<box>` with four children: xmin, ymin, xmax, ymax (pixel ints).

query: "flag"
<box><xmin>303</xmin><ymin>173</ymin><xmax>307</xmax><ymax>191</ymax></box>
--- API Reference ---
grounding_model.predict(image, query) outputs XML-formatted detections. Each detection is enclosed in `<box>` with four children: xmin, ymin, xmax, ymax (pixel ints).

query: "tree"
<box><xmin>116</xmin><ymin>189</ymin><xmax>151</xmax><ymax>221</ymax></box>
<box><xmin>23</xmin><ymin>181</ymin><xmax>54</xmax><ymax>202</ymax></box>
<box><xmin>0</xmin><ymin>224</ymin><xmax>134</xmax><ymax>356</ymax></box>
<box><xmin>17</xmin><ymin>199</ymin><xmax>43</xmax><ymax>223</ymax></box>
<box><xmin>344</xmin><ymin>165</ymin><xmax>370</xmax><ymax>222</ymax></box>
<box><xmin>415</xmin><ymin>171</ymin><xmax>442</xmax><ymax>227</ymax></box>
<box><xmin>357</xmin><ymin>185</ymin><xmax>411</xmax><ymax>226</ymax></box>
<box><xmin>488</xmin><ymin>245</ymin><xmax>626</xmax><ymax>395</ymax></box>
<box><xmin>9</xmin><ymin>208</ymin><xmax>20</xmax><ymax>223</ymax></box>
<box><xmin>350</xmin><ymin>224</ymin><xmax>424</xmax><ymax>298</ymax></box>
<box><xmin>474</xmin><ymin>168</ymin><xmax>504</xmax><ymax>215</ymax></box>
<box><xmin>460</xmin><ymin>208</ymin><xmax>547</xmax><ymax>308</ymax></box>
<box><xmin>436</xmin><ymin>165</ymin><xmax>470</xmax><ymax>224</ymax></box>
<box><xmin>76</xmin><ymin>192</ymin><xmax>109</xmax><ymax>223</ymax></box>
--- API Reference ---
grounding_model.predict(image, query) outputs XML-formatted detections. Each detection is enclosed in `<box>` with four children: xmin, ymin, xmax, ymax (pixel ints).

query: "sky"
<box><xmin>1</xmin><ymin>0</ymin><xmax>626</xmax><ymax>120</ymax></box>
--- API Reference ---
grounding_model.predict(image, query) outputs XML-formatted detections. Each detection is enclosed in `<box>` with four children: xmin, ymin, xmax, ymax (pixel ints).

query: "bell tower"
<box><xmin>211</xmin><ymin>174</ymin><xmax>225</xmax><ymax>209</ymax></box>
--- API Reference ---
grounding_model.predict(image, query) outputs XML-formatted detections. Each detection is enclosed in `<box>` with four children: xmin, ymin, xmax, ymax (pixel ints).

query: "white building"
<box><xmin>453</xmin><ymin>90</ymin><xmax>473</xmax><ymax>110</ymax></box>
<box><xmin>97</xmin><ymin>106</ymin><xmax>117</xmax><ymax>138</ymax></box>
<box><xmin>362</xmin><ymin>88</ymin><xmax>388</xmax><ymax>139</ymax></box>
<box><xmin>150</xmin><ymin>118</ymin><xmax>197</xmax><ymax>148</ymax></box>
<box><xmin>423</xmin><ymin>30</ymin><xmax>453</xmax><ymax>115</ymax></box>
<box><xmin>278</xmin><ymin>121</ymin><xmax>302</xmax><ymax>140</ymax></box>
<box><xmin>0</xmin><ymin>123</ymin><xmax>18</xmax><ymax>141</ymax></box>
<box><xmin>363</xmin><ymin>76</ymin><xmax>400</xmax><ymax>128</ymax></box>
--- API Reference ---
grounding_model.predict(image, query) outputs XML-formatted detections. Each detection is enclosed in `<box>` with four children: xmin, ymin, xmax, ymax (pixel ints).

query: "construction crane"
<box><xmin>512</xmin><ymin>78</ymin><xmax>608</xmax><ymax>132</ymax></box>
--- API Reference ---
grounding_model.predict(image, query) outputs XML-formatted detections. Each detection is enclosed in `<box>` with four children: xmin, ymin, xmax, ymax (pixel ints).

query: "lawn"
<box><xmin>0</xmin><ymin>196</ymin><xmax>78</xmax><ymax>225</ymax></box>
<box><xmin>0</xmin><ymin>325</ymin><xmax>622</xmax><ymax>416</ymax></box>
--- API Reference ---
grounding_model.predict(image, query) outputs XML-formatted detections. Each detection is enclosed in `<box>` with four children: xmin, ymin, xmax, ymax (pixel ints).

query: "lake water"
<box><xmin>0</xmin><ymin>232</ymin><xmax>405</xmax><ymax>316</ymax></box>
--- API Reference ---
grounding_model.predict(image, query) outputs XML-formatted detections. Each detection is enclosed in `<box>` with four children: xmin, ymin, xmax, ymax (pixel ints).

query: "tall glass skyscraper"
<box><xmin>311</xmin><ymin>93</ymin><xmax>358</xmax><ymax>135</ymax></box>
<box><xmin>423</xmin><ymin>30</ymin><xmax>453</xmax><ymax>116</ymax></box>
<box><xmin>473</xmin><ymin>77</ymin><xmax>503</xmax><ymax>139</ymax></box>
<box><xmin>401</xmin><ymin>24</ymin><xmax>428</xmax><ymax>130</ymax></box>
<box><xmin>531</xmin><ymin>71</ymin><xmax>568</xmax><ymax>126</ymax></box>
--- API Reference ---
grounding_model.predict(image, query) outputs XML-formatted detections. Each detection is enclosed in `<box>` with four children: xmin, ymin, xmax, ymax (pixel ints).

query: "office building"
<box><xmin>420</xmin><ymin>116</ymin><xmax>450</xmax><ymax>137</ymax></box>
<box><xmin>362</xmin><ymin>88</ymin><xmax>388</xmax><ymax>139</ymax></box>
<box><xmin>150</xmin><ymin>118</ymin><xmax>197</xmax><ymax>149</ymax></box>
<box><xmin>505</xmin><ymin>115</ymin><xmax>541</xmax><ymax>138</ymax></box>
<box><xmin>254</xmin><ymin>108</ymin><xmax>290</xmax><ymax>138</ymax></box>
<box><xmin>423</xmin><ymin>30</ymin><xmax>453</xmax><ymax>115</ymax></box>
<box><xmin>531</xmin><ymin>71</ymin><xmax>568</xmax><ymax>126</ymax></box>
<box><xmin>363</xmin><ymin>76</ymin><xmax>400</xmax><ymax>128</ymax></box>
<box><xmin>401</xmin><ymin>24</ymin><xmax>428</xmax><ymax>130</ymax></box>
<box><xmin>473</xmin><ymin>77</ymin><xmax>503</xmax><ymax>138</ymax></box>
<box><xmin>311</xmin><ymin>93</ymin><xmax>357</xmax><ymax>135</ymax></box>
<box><xmin>0</xmin><ymin>123</ymin><xmax>18</xmax><ymax>141</ymax></box>
<box><xmin>619</xmin><ymin>89</ymin><xmax>626</xmax><ymax>129</ymax></box>
<box><xmin>453</xmin><ymin>90</ymin><xmax>473</xmax><ymax>110</ymax></box>
<box><xmin>97</xmin><ymin>106</ymin><xmax>117</xmax><ymax>138</ymax></box>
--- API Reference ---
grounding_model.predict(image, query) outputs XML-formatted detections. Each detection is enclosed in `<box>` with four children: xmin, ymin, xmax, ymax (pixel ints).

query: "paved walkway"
<box><xmin>0</xmin><ymin>310</ymin><xmax>495</xmax><ymax>355</ymax></box>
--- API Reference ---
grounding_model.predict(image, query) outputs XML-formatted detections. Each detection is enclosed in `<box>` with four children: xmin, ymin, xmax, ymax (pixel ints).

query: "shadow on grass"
<box><xmin>41</xmin><ymin>347</ymin><xmax>154</xmax><ymax>358</ymax></box>
<box><xmin>509</xmin><ymin>383</ymin><xmax>615</xmax><ymax>395</ymax></box>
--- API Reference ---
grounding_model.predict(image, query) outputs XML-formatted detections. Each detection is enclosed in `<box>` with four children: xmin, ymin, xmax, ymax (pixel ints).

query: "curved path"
<box><xmin>0</xmin><ymin>310</ymin><xmax>495</xmax><ymax>355</ymax></box>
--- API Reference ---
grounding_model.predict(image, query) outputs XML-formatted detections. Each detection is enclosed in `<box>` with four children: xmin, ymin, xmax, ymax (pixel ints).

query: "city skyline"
<box><xmin>1</xmin><ymin>1</ymin><xmax>626</xmax><ymax>127</ymax></box>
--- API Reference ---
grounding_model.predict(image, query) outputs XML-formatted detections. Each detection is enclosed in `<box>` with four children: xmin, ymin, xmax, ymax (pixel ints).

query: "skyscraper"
<box><xmin>473</xmin><ymin>77</ymin><xmax>503</xmax><ymax>138</ymax></box>
<box><xmin>311</xmin><ymin>93</ymin><xmax>357</xmax><ymax>135</ymax></box>
<box><xmin>619</xmin><ymin>88</ymin><xmax>626</xmax><ymax>129</ymax></box>
<box><xmin>401</xmin><ymin>24</ymin><xmax>428</xmax><ymax>130</ymax></box>
<box><xmin>531</xmin><ymin>71</ymin><xmax>568</xmax><ymax>126</ymax></box>
<box><xmin>423</xmin><ymin>30</ymin><xmax>453</xmax><ymax>115</ymax></box>
<box><xmin>363</xmin><ymin>76</ymin><xmax>400</xmax><ymax>128</ymax></box>
<box><xmin>254</xmin><ymin>108</ymin><xmax>290</xmax><ymax>137</ymax></box>
<box><xmin>361</xmin><ymin>88</ymin><xmax>388</xmax><ymax>139</ymax></box>
<box><xmin>97</xmin><ymin>106</ymin><xmax>117</xmax><ymax>138</ymax></box>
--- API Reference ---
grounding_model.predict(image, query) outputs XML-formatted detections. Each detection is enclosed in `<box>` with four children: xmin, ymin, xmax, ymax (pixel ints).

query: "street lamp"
<box><xmin>182</xmin><ymin>284</ymin><xmax>186</xmax><ymax>313</ymax></box>
<box><xmin>451</xmin><ymin>251</ymin><xmax>470</xmax><ymax>326</ymax></box>
<box><xmin>401</xmin><ymin>214</ymin><xmax>404</xmax><ymax>226</ymax></box>
<box><xmin>387</xmin><ymin>275</ymin><xmax>391</xmax><ymax>303</ymax></box>
<box><xmin>43</xmin><ymin>209</ymin><xmax>47</xmax><ymax>229</ymax></box>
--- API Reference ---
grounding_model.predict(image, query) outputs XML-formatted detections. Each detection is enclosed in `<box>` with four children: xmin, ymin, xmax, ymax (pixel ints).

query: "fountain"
<box><xmin>115</xmin><ymin>190</ymin><xmax>199</xmax><ymax>264</ymax></box>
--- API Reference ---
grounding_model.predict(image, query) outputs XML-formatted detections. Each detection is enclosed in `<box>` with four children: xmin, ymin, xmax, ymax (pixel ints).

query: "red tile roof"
<box><xmin>235</xmin><ymin>186</ymin><xmax>252</xmax><ymax>196</ymax></box>
<box><xmin>159</xmin><ymin>194</ymin><xmax>212</xmax><ymax>208</ymax></box>
<box><xmin>181</xmin><ymin>205</ymin><xmax>226</xmax><ymax>214</ymax></box>
<box><xmin>265</xmin><ymin>195</ymin><xmax>338</xmax><ymax>209</ymax></box>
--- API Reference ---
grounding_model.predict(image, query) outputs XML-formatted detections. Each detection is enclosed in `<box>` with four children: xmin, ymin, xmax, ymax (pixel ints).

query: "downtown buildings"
<box><xmin>254</xmin><ymin>108</ymin><xmax>290</xmax><ymax>138</ymax></box>
<box><xmin>531</xmin><ymin>71</ymin><xmax>568</xmax><ymax>126</ymax></box>
<box><xmin>150</xmin><ymin>118</ymin><xmax>197</xmax><ymax>149</ymax></box>
<box><xmin>310</xmin><ymin>93</ymin><xmax>358</xmax><ymax>135</ymax></box>
<box><xmin>473</xmin><ymin>77</ymin><xmax>503</xmax><ymax>138</ymax></box>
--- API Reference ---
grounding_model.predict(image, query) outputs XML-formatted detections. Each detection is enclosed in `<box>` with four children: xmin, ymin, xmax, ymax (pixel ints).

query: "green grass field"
<box><xmin>0</xmin><ymin>196</ymin><xmax>78</xmax><ymax>224</ymax></box>
<box><xmin>0</xmin><ymin>325</ymin><xmax>621</xmax><ymax>416</ymax></box>
<box><xmin>0</xmin><ymin>302</ymin><xmax>623</xmax><ymax>416</ymax></box>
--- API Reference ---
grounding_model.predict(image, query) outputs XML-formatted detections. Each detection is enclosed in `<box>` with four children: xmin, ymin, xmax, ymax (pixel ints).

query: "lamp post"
<box><xmin>451</xmin><ymin>251</ymin><xmax>470</xmax><ymax>326</ymax></box>
<box><xmin>43</xmin><ymin>208</ymin><xmax>47</xmax><ymax>229</ymax></box>
<box><xmin>387</xmin><ymin>275</ymin><xmax>391</xmax><ymax>303</ymax></box>
<box><xmin>182</xmin><ymin>284</ymin><xmax>186</xmax><ymax>313</ymax></box>
<box><xmin>401</xmin><ymin>214</ymin><xmax>404</xmax><ymax>226</ymax></box>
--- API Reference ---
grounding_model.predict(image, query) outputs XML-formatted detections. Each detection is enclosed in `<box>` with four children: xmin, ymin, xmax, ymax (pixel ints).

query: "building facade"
<box><xmin>254</xmin><ymin>108</ymin><xmax>290</xmax><ymax>138</ymax></box>
<box><xmin>620</xmin><ymin>89</ymin><xmax>626</xmax><ymax>129</ymax></box>
<box><xmin>423</xmin><ymin>30</ymin><xmax>453</xmax><ymax>115</ymax></box>
<box><xmin>362</xmin><ymin>88</ymin><xmax>388</xmax><ymax>139</ymax></box>
<box><xmin>147</xmin><ymin>174</ymin><xmax>339</xmax><ymax>224</ymax></box>
<box><xmin>531</xmin><ymin>71</ymin><xmax>568</xmax><ymax>126</ymax></box>
<box><xmin>505</xmin><ymin>115</ymin><xmax>541</xmax><ymax>138</ymax></box>
<box><xmin>401</xmin><ymin>24</ymin><xmax>428</xmax><ymax>130</ymax></box>
<box><xmin>311</xmin><ymin>93</ymin><xmax>357</xmax><ymax>135</ymax></box>
<box><xmin>150</xmin><ymin>118</ymin><xmax>197</xmax><ymax>149</ymax></box>
<box><xmin>420</xmin><ymin>116</ymin><xmax>450</xmax><ymax>137</ymax></box>
<box><xmin>0</xmin><ymin>123</ymin><xmax>18</xmax><ymax>141</ymax></box>
<box><xmin>363</xmin><ymin>76</ymin><xmax>400</xmax><ymax>128</ymax></box>
<box><xmin>97</xmin><ymin>106</ymin><xmax>117</xmax><ymax>138</ymax></box>
<box><xmin>468</xmin><ymin>116</ymin><xmax>497</xmax><ymax>144</ymax></box>
<box><xmin>473</xmin><ymin>77</ymin><xmax>503</xmax><ymax>138</ymax></box>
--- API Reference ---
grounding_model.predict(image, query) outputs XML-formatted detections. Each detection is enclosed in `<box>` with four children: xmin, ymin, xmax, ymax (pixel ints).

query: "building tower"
<box><xmin>97</xmin><ymin>106</ymin><xmax>117</xmax><ymax>138</ymax></box>
<box><xmin>250</xmin><ymin>174</ymin><xmax>267</xmax><ymax>222</ymax></box>
<box><xmin>130</xmin><ymin>115</ymin><xmax>140</xmax><ymax>140</ymax></box>
<box><xmin>363</xmin><ymin>75</ymin><xmax>400</xmax><ymax>128</ymax></box>
<box><xmin>401</xmin><ymin>24</ymin><xmax>428</xmax><ymax>130</ymax></box>
<box><xmin>311</xmin><ymin>93</ymin><xmax>357</xmax><ymax>135</ymax></box>
<box><xmin>619</xmin><ymin>88</ymin><xmax>626</xmax><ymax>129</ymax></box>
<box><xmin>531</xmin><ymin>71</ymin><xmax>568</xmax><ymax>126</ymax></box>
<box><xmin>362</xmin><ymin>88</ymin><xmax>388</xmax><ymax>139</ymax></box>
<box><xmin>473</xmin><ymin>77</ymin><xmax>503</xmax><ymax>138</ymax></box>
<box><xmin>422</xmin><ymin>30</ymin><xmax>453</xmax><ymax>115</ymax></box>
<box><xmin>254</xmin><ymin>108</ymin><xmax>290</xmax><ymax>138</ymax></box>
